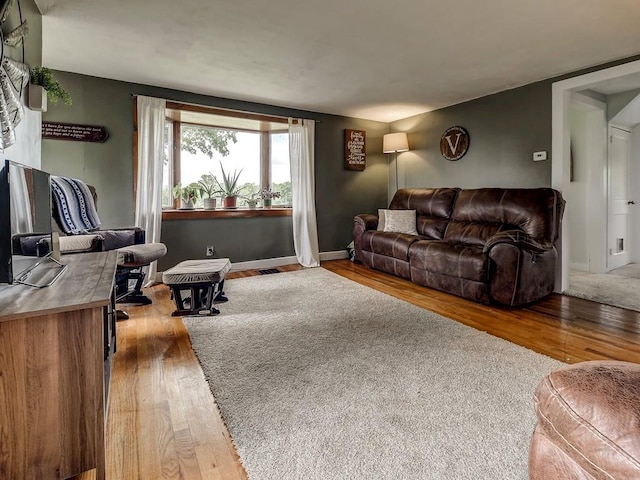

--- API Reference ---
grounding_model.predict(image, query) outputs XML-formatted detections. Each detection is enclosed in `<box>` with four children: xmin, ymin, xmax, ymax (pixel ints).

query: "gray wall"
<box><xmin>390</xmin><ymin>81</ymin><xmax>552</xmax><ymax>191</ymax></box>
<box><xmin>41</xmin><ymin>72</ymin><xmax>388</xmax><ymax>265</ymax></box>
<box><xmin>389</xmin><ymin>55</ymin><xmax>640</xmax><ymax>194</ymax></box>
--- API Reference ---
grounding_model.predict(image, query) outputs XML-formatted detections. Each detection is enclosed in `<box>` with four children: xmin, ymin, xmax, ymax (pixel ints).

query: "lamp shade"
<box><xmin>383</xmin><ymin>132</ymin><xmax>409</xmax><ymax>153</ymax></box>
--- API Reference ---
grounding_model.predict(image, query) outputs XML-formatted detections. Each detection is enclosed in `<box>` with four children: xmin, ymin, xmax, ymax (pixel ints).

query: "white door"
<box><xmin>607</xmin><ymin>126</ymin><xmax>632</xmax><ymax>270</ymax></box>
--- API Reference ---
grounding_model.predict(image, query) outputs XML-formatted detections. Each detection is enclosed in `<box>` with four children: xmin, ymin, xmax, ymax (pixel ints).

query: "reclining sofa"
<box><xmin>353</xmin><ymin>188</ymin><xmax>565</xmax><ymax>306</ymax></box>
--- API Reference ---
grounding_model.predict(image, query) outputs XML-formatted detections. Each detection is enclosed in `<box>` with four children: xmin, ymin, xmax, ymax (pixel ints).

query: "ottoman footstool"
<box><xmin>162</xmin><ymin>258</ymin><xmax>231</xmax><ymax>316</ymax></box>
<box><xmin>530</xmin><ymin>360</ymin><xmax>640</xmax><ymax>479</ymax></box>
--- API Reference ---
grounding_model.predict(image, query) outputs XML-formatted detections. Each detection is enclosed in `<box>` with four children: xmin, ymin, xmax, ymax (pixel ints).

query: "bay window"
<box><xmin>162</xmin><ymin>103</ymin><xmax>291</xmax><ymax>212</ymax></box>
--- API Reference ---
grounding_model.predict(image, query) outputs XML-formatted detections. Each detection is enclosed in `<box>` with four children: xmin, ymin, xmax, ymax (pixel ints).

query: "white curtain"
<box><xmin>135</xmin><ymin>96</ymin><xmax>166</xmax><ymax>285</ymax></box>
<box><xmin>289</xmin><ymin>119</ymin><xmax>320</xmax><ymax>267</ymax></box>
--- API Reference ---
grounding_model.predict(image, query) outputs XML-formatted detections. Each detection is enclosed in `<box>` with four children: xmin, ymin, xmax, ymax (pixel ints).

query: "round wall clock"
<box><xmin>440</xmin><ymin>126</ymin><xmax>470</xmax><ymax>161</ymax></box>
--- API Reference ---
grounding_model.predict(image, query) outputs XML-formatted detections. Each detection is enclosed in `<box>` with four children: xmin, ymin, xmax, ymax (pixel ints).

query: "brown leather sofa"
<box><xmin>353</xmin><ymin>187</ymin><xmax>565</xmax><ymax>306</ymax></box>
<box><xmin>530</xmin><ymin>361</ymin><xmax>640</xmax><ymax>479</ymax></box>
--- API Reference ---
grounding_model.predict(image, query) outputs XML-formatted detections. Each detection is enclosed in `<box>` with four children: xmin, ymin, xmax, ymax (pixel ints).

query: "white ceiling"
<box><xmin>35</xmin><ymin>0</ymin><xmax>640</xmax><ymax>123</ymax></box>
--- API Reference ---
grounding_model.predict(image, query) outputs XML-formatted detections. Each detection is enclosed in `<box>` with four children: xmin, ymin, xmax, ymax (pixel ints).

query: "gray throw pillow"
<box><xmin>377</xmin><ymin>209</ymin><xmax>387</xmax><ymax>231</ymax></box>
<box><xmin>383</xmin><ymin>210</ymin><xmax>418</xmax><ymax>235</ymax></box>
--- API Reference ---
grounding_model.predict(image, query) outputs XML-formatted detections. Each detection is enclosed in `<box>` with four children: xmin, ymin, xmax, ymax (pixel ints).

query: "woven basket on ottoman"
<box><xmin>162</xmin><ymin>258</ymin><xmax>231</xmax><ymax>316</ymax></box>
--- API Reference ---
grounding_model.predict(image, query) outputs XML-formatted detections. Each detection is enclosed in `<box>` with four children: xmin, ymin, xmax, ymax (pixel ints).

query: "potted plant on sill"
<box><xmin>172</xmin><ymin>183</ymin><xmax>203</xmax><ymax>210</ymax></box>
<box><xmin>29</xmin><ymin>66</ymin><xmax>72</xmax><ymax>112</ymax></box>
<box><xmin>198</xmin><ymin>173</ymin><xmax>221</xmax><ymax>210</ymax></box>
<box><xmin>259</xmin><ymin>186</ymin><xmax>281</xmax><ymax>209</ymax></box>
<box><xmin>243</xmin><ymin>192</ymin><xmax>260</xmax><ymax>209</ymax></box>
<box><xmin>215</xmin><ymin>162</ymin><xmax>245</xmax><ymax>209</ymax></box>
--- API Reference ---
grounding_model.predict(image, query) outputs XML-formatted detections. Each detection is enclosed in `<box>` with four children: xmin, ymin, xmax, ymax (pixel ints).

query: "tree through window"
<box><xmin>162</xmin><ymin>105</ymin><xmax>291</xmax><ymax>209</ymax></box>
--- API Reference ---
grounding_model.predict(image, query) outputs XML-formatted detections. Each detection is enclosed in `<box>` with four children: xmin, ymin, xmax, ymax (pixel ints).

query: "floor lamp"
<box><xmin>383</xmin><ymin>132</ymin><xmax>409</xmax><ymax>193</ymax></box>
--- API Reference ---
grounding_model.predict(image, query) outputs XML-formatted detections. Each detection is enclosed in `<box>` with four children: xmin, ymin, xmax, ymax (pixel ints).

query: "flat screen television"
<box><xmin>0</xmin><ymin>160</ymin><xmax>64</xmax><ymax>286</ymax></box>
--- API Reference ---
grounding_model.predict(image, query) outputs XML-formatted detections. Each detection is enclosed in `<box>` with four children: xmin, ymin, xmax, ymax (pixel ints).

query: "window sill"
<box><xmin>162</xmin><ymin>208</ymin><xmax>292</xmax><ymax>220</ymax></box>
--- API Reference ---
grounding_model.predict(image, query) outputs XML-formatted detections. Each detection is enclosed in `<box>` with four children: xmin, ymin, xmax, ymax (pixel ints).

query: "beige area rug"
<box><xmin>565</xmin><ymin>263</ymin><xmax>640</xmax><ymax>312</ymax></box>
<box><xmin>184</xmin><ymin>268</ymin><xmax>562</xmax><ymax>480</ymax></box>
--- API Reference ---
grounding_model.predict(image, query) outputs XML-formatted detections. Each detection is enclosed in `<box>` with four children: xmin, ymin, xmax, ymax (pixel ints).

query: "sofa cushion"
<box><xmin>382</xmin><ymin>209</ymin><xmax>418</xmax><ymax>235</ymax></box>
<box><xmin>409</xmin><ymin>240</ymin><xmax>488</xmax><ymax>282</ymax></box>
<box><xmin>444</xmin><ymin>221</ymin><xmax>511</xmax><ymax>247</ymax></box>
<box><xmin>390</xmin><ymin>188</ymin><xmax>459</xmax><ymax>239</ymax></box>
<box><xmin>376</xmin><ymin>209</ymin><xmax>386</xmax><ymax>231</ymax></box>
<box><xmin>450</xmin><ymin>188</ymin><xmax>564</xmax><ymax>242</ymax></box>
<box><xmin>361</xmin><ymin>230</ymin><xmax>421</xmax><ymax>261</ymax></box>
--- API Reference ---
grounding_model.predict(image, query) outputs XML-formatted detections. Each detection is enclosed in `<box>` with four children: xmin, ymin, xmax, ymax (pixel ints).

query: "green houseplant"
<box><xmin>243</xmin><ymin>192</ymin><xmax>260</xmax><ymax>209</ymax></box>
<box><xmin>259</xmin><ymin>186</ymin><xmax>281</xmax><ymax>209</ymax></box>
<box><xmin>215</xmin><ymin>162</ymin><xmax>245</xmax><ymax>209</ymax></box>
<box><xmin>172</xmin><ymin>183</ymin><xmax>203</xmax><ymax>209</ymax></box>
<box><xmin>198</xmin><ymin>173</ymin><xmax>221</xmax><ymax>210</ymax></box>
<box><xmin>29</xmin><ymin>67</ymin><xmax>72</xmax><ymax>111</ymax></box>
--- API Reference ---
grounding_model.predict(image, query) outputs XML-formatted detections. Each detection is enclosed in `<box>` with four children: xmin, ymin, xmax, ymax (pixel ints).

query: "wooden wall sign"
<box><xmin>440</xmin><ymin>126</ymin><xmax>469</xmax><ymax>161</ymax></box>
<box><xmin>42</xmin><ymin>122</ymin><xmax>109</xmax><ymax>143</ymax></box>
<box><xmin>344</xmin><ymin>129</ymin><xmax>366</xmax><ymax>171</ymax></box>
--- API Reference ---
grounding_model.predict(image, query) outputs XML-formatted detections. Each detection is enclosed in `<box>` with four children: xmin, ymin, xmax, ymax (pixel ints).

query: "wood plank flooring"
<box><xmin>76</xmin><ymin>260</ymin><xmax>640</xmax><ymax>479</ymax></box>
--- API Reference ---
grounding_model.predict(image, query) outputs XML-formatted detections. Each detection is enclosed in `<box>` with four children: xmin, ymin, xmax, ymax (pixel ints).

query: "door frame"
<box><xmin>607</xmin><ymin>125</ymin><xmax>632</xmax><ymax>271</ymax></box>
<box><xmin>569</xmin><ymin>93</ymin><xmax>607</xmax><ymax>274</ymax></box>
<box><xmin>552</xmin><ymin>59</ymin><xmax>640</xmax><ymax>292</ymax></box>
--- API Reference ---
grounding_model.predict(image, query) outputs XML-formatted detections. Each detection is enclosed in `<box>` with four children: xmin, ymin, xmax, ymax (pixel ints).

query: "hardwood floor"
<box><xmin>79</xmin><ymin>260</ymin><xmax>640</xmax><ymax>479</ymax></box>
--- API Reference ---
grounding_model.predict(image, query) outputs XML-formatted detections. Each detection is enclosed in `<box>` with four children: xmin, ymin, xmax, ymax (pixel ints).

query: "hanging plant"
<box><xmin>29</xmin><ymin>66</ymin><xmax>72</xmax><ymax>106</ymax></box>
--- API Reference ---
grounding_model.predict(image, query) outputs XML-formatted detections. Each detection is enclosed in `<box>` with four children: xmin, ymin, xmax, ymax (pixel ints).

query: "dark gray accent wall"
<box><xmin>160</xmin><ymin>217</ymin><xmax>293</xmax><ymax>270</ymax></box>
<box><xmin>390</xmin><ymin>55</ymin><xmax>640</xmax><ymax>192</ymax></box>
<box><xmin>41</xmin><ymin>72</ymin><xmax>388</xmax><ymax>264</ymax></box>
<box><xmin>390</xmin><ymin>81</ymin><xmax>552</xmax><ymax>189</ymax></box>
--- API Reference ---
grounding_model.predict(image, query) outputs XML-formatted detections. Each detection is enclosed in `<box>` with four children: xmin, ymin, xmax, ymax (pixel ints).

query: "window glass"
<box><xmin>163</xmin><ymin>116</ymin><xmax>292</xmax><ymax>210</ymax></box>
<box><xmin>271</xmin><ymin>133</ymin><xmax>291</xmax><ymax>206</ymax></box>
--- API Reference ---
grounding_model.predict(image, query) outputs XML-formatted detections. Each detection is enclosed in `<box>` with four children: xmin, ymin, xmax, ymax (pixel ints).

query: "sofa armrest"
<box><xmin>483</xmin><ymin>230</ymin><xmax>553</xmax><ymax>255</ymax></box>
<box><xmin>354</xmin><ymin>214</ymin><xmax>379</xmax><ymax>231</ymax></box>
<box><xmin>353</xmin><ymin>214</ymin><xmax>379</xmax><ymax>263</ymax></box>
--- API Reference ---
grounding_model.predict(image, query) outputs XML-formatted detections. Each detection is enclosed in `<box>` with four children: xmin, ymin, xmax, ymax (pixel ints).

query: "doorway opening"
<box><xmin>552</xmin><ymin>59</ymin><xmax>640</xmax><ymax>295</ymax></box>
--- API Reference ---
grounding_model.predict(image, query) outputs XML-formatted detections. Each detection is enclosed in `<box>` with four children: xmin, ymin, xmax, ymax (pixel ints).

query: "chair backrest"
<box><xmin>50</xmin><ymin>176</ymin><xmax>101</xmax><ymax>235</ymax></box>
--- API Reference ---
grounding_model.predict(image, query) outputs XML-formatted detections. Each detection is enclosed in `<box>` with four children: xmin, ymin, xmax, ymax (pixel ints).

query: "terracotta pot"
<box><xmin>223</xmin><ymin>195</ymin><xmax>237</xmax><ymax>208</ymax></box>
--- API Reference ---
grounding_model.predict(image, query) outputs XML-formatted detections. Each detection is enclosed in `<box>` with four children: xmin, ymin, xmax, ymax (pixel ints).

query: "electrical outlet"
<box><xmin>206</xmin><ymin>246</ymin><xmax>215</xmax><ymax>257</ymax></box>
<box><xmin>533</xmin><ymin>151</ymin><xmax>547</xmax><ymax>161</ymax></box>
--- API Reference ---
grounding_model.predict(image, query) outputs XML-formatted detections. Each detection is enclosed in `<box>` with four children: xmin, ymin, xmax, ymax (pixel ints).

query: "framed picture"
<box><xmin>344</xmin><ymin>129</ymin><xmax>366</xmax><ymax>171</ymax></box>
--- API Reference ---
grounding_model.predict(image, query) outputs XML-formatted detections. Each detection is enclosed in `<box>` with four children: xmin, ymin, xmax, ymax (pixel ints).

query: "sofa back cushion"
<box><xmin>445</xmin><ymin>188</ymin><xmax>564</xmax><ymax>246</ymax></box>
<box><xmin>389</xmin><ymin>188</ymin><xmax>459</xmax><ymax>239</ymax></box>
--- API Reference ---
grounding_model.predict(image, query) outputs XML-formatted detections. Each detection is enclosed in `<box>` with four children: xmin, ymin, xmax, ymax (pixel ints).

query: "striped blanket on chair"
<box><xmin>51</xmin><ymin>176</ymin><xmax>102</xmax><ymax>234</ymax></box>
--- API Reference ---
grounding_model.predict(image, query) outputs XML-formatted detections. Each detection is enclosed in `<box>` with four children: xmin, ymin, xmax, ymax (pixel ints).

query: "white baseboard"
<box><xmin>319</xmin><ymin>250</ymin><xmax>349</xmax><ymax>261</ymax></box>
<box><xmin>229</xmin><ymin>256</ymin><xmax>299</xmax><ymax>272</ymax></box>
<box><xmin>157</xmin><ymin>250</ymin><xmax>349</xmax><ymax>278</ymax></box>
<box><xmin>569</xmin><ymin>262</ymin><xmax>589</xmax><ymax>272</ymax></box>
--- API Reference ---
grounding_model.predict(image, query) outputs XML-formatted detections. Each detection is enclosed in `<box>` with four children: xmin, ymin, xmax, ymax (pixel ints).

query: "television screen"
<box><xmin>0</xmin><ymin>160</ymin><xmax>53</xmax><ymax>284</ymax></box>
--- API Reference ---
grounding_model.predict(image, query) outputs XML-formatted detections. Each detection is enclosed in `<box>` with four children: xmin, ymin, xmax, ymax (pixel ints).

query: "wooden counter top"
<box><xmin>0</xmin><ymin>251</ymin><xmax>117</xmax><ymax>322</ymax></box>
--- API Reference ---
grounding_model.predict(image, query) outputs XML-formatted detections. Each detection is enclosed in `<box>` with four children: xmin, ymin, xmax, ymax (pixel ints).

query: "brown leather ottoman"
<box><xmin>530</xmin><ymin>361</ymin><xmax>640</xmax><ymax>479</ymax></box>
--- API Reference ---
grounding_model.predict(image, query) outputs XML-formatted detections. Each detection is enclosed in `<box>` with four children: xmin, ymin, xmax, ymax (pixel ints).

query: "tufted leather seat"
<box><xmin>361</xmin><ymin>231</ymin><xmax>423</xmax><ymax>261</ymax></box>
<box><xmin>530</xmin><ymin>361</ymin><xmax>640</xmax><ymax>479</ymax></box>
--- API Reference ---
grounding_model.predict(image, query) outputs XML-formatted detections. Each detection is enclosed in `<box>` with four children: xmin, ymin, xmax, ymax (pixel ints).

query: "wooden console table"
<box><xmin>0</xmin><ymin>251</ymin><xmax>117</xmax><ymax>480</ymax></box>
